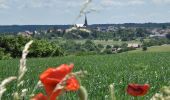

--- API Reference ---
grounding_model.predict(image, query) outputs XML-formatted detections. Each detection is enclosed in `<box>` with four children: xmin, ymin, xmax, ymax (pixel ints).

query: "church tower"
<box><xmin>84</xmin><ymin>14</ymin><xmax>88</xmax><ymax>27</ymax></box>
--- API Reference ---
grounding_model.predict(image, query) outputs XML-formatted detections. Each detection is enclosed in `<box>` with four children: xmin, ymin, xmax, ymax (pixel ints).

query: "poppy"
<box><xmin>126</xmin><ymin>83</ymin><xmax>150</xmax><ymax>96</ymax></box>
<box><xmin>40</xmin><ymin>64</ymin><xmax>80</xmax><ymax>100</ymax></box>
<box><xmin>65</xmin><ymin>76</ymin><xmax>80</xmax><ymax>91</ymax></box>
<box><xmin>31</xmin><ymin>93</ymin><xmax>47</xmax><ymax>100</ymax></box>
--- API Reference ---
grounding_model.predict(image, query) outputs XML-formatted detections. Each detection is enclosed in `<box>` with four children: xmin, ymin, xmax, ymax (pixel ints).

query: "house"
<box><xmin>149</xmin><ymin>34</ymin><xmax>167</xmax><ymax>38</ymax></box>
<box><xmin>127</xmin><ymin>43</ymin><xmax>140</xmax><ymax>48</ymax></box>
<box><xmin>18</xmin><ymin>31</ymin><xmax>33</xmax><ymax>37</ymax></box>
<box><xmin>75</xmin><ymin>24</ymin><xmax>85</xmax><ymax>28</ymax></box>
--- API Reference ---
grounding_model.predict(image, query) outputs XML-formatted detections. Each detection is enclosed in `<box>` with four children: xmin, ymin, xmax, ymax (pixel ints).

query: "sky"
<box><xmin>0</xmin><ymin>0</ymin><xmax>170</xmax><ymax>25</ymax></box>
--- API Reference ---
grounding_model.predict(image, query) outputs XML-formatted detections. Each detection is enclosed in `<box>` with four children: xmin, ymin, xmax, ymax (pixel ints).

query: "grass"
<box><xmin>129</xmin><ymin>45</ymin><xmax>170</xmax><ymax>53</ymax></box>
<box><xmin>0</xmin><ymin>52</ymin><xmax>170</xmax><ymax>100</ymax></box>
<box><xmin>75</xmin><ymin>39</ymin><xmax>142</xmax><ymax>46</ymax></box>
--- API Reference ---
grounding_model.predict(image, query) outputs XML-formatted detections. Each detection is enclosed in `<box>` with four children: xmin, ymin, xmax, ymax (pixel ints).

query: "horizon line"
<box><xmin>0</xmin><ymin>22</ymin><xmax>170</xmax><ymax>26</ymax></box>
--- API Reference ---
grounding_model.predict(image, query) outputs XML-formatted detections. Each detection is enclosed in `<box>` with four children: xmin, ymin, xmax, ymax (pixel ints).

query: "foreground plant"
<box><xmin>14</xmin><ymin>40</ymin><xmax>33</xmax><ymax>100</ymax></box>
<box><xmin>0</xmin><ymin>40</ymin><xmax>88</xmax><ymax>100</ymax></box>
<box><xmin>151</xmin><ymin>86</ymin><xmax>170</xmax><ymax>100</ymax></box>
<box><xmin>0</xmin><ymin>77</ymin><xmax>17</xmax><ymax>100</ymax></box>
<box><xmin>109</xmin><ymin>83</ymin><xmax>116</xmax><ymax>100</ymax></box>
<box><xmin>0</xmin><ymin>41</ymin><xmax>33</xmax><ymax>100</ymax></box>
<box><xmin>31</xmin><ymin>93</ymin><xmax>47</xmax><ymax>100</ymax></box>
<box><xmin>31</xmin><ymin>64</ymin><xmax>88</xmax><ymax>100</ymax></box>
<box><xmin>126</xmin><ymin>83</ymin><xmax>150</xmax><ymax>97</ymax></box>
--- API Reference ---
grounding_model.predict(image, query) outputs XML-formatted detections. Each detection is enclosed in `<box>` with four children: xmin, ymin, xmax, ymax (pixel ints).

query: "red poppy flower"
<box><xmin>40</xmin><ymin>64</ymin><xmax>80</xmax><ymax>100</ymax></box>
<box><xmin>127</xmin><ymin>83</ymin><xmax>150</xmax><ymax>96</ymax></box>
<box><xmin>65</xmin><ymin>76</ymin><xmax>80</xmax><ymax>91</ymax></box>
<box><xmin>31</xmin><ymin>93</ymin><xmax>47</xmax><ymax>100</ymax></box>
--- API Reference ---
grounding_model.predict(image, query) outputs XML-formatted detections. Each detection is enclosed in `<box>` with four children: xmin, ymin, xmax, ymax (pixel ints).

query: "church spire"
<box><xmin>84</xmin><ymin>14</ymin><xmax>88</xmax><ymax>27</ymax></box>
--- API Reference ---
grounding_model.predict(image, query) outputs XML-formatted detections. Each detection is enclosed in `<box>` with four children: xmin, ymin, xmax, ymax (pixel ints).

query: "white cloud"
<box><xmin>0</xmin><ymin>0</ymin><xmax>9</xmax><ymax>9</ymax></box>
<box><xmin>101</xmin><ymin>0</ymin><xmax>145</xmax><ymax>7</ymax></box>
<box><xmin>0</xmin><ymin>4</ymin><xmax>8</xmax><ymax>9</ymax></box>
<box><xmin>129</xmin><ymin>0</ymin><xmax>145</xmax><ymax>5</ymax></box>
<box><xmin>152</xmin><ymin>0</ymin><xmax>170</xmax><ymax>4</ymax></box>
<box><xmin>0</xmin><ymin>0</ymin><xmax>83</xmax><ymax>9</ymax></box>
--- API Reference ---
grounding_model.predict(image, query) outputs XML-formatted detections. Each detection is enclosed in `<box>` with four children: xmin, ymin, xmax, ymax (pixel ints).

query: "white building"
<box><xmin>127</xmin><ymin>43</ymin><xmax>140</xmax><ymax>48</ymax></box>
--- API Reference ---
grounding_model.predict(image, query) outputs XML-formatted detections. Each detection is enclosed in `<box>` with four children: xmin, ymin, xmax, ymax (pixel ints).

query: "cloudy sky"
<box><xmin>0</xmin><ymin>0</ymin><xmax>170</xmax><ymax>25</ymax></box>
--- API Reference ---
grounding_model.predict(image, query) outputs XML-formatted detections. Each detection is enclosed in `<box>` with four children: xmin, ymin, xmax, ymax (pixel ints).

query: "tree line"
<box><xmin>0</xmin><ymin>36</ymin><xmax>63</xmax><ymax>60</ymax></box>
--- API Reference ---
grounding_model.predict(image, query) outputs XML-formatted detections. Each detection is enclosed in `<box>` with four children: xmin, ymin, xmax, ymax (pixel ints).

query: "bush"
<box><xmin>121</xmin><ymin>43</ymin><xmax>128</xmax><ymax>48</ymax></box>
<box><xmin>97</xmin><ymin>44</ymin><xmax>104</xmax><ymax>49</ymax></box>
<box><xmin>142</xmin><ymin>46</ymin><xmax>147</xmax><ymax>51</ymax></box>
<box><xmin>0</xmin><ymin>48</ymin><xmax>11</xmax><ymax>60</ymax></box>
<box><xmin>0</xmin><ymin>36</ymin><xmax>63</xmax><ymax>58</ymax></box>
<box><xmin>113</xmin><ymin>44</ymin><xmax>120</xmax><ymax>49</ymax></box>
<box><xmin>121</xmin><ymin>37</ymin><xmax>128</xmax><ymax>41</ymax></box>
<box><xmin>82</xmin><ymin>40</ymin><xmax>98</xmax><ymax>51</ymax></box>
<box><xmin>166</xmin><ymin>33</ymin><xmax>170</xmax><ymax>40</ymax></box>
<box><xmin>106</xmin><ymin>45</ymin><xmax>112</xmax><ymax>49</ymax></box>
<box><xmin>29</xmin><ymin>40</ymin><xmax>64</xmax><ymax>57</ymax></box>
<box><xmin>0</xmin><ymin>36</ymin><xmax>31</xmax><ymax>57</ymax></box>
<box><xmin>103</xmin><ymin>49</ymin><xmax>112</xmax><ymax>54</ymax></box>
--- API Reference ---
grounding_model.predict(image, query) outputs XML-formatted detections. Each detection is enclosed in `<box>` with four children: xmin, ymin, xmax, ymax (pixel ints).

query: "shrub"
<box><xmin>0</xmin><ymin>36</ymin><xmax>63</xmax><ymax>58</ymax></box>
<box><xmin>103</xmin><ymin>49</ymin><xmax>112</xmax><ymax>54</ymax></box>
<box><xmin>82</xmin><ymin>40</ymin><xmax>98</xmax><ymax>51</ymax></box>
<box><xmin>29</xmin><ymin>40</ymin><xmax>63</xmax><ymax>57</ymax></box>
<box><xmin>142</xmin><ymin>46</ymin><xmax>147</xmax><ymax>51</ymax></box>
<box><xmin>0</xmin><ymin>48</ymin><xmax>11</xmax><ymax>60</ymax></box>
<box><xmin>97</xmin><ymin>44</ymin><xmax>104</xmax><ymax>49</ymax></box>
<box><xmin>0</xmin><ymin>36</ymin><xmax>30</xmax><ymax>57</ymax></box>
<box><xmin>121</xmin><ymin>37</ymin><xmax>128</xmax><ymax>41</ymax></box>
<box><xmin>106</xmin><ymin>45</ymin><xmax>112</xmax><ymax>49</ymax></box>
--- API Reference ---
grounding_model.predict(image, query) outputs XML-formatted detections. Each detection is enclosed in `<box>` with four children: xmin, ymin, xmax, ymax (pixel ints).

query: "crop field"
<box><xmin>129</xmin><ymin>45</ymin><xmax>170</xmax><ymax>53</ymax></box>
<box><xmin>0</xmin><ymin>52</ymin><xmax>170</xmax><ymax>100</ymax></box>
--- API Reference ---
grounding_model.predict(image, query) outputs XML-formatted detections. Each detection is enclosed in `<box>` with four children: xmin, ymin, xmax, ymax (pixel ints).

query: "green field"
<box><xmin>75</xmin><ymin>39</ymin><xmax>142</xmax><ymax>46</ymax></box>
<box><xmin>0</xmin><ymin>52</ymin><xmax>170</xmax><ymax>100</ymax></box>
<box><xmin>129</xmin><ymin>45</ymin><xmax>170</xmax><ymax>53</ymax></box>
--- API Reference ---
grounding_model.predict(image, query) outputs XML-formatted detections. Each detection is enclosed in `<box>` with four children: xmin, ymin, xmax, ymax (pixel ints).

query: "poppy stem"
<box><xmin>78</xmin><ymin>86</ymin><xmax>88</xmax><ymax>100</ymax></box>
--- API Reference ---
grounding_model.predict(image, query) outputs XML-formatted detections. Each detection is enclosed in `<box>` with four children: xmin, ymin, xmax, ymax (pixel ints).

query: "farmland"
<box><xmin>0</xmin><ymin>51</ymin><xmax>170</xmax><ymax>100</ymax></box>
<box><xmin>75</xmin><ymin>39</ymin><xmax>142</xmax><ymax>46</ymax></box>
<box><xmin>129</xmin><ymin>45</ymin><xmax>170</xmax><ymax>53</ymax></box>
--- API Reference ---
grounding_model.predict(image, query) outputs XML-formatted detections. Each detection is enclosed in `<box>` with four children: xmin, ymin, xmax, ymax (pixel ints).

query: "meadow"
<box><xmin>75</xmin><ymin>39</ymin><xmax>142</xmax><ymax>46</ymax></box>
<box><xmin>0</xmin><ymin>52</ymin><xmax>170</xmax><ymax>100</ymax></box>
<box><xmin>129</xmin><ymin>45</ymin><xmax>170</xmax><ymax>53</ymax></box>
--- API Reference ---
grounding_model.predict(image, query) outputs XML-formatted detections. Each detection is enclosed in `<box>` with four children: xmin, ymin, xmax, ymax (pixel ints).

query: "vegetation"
<box><xmin>0</xmin><ymin>24</ymin><xmax>170</xmax><ymax>99</ymax></box>
<box><xmin>142</xmin><ymin>46</ymin><xmax>147</xmax><ymax>51</ymax></box>
<box><xmin>129</xmin><ymin>45</ymin><xmax>170</xmax><ymax>53</ymax></box>
<box><xmin>0</xmin><ymin>52</ymin><xmax>170</xmax><ymax>99</ymax></box>
<box><xmin>143</xmin><ymin>38</ymin><xmax>170</xmax><ymax>47</ymax></box>
<box><xmin>0</xmin><ymin>36</ymin><xmax>63</xmax><ymax>59</ymax></box>
<box><xmin>1</xmin><ymin>23</ymin><xmax>170</xmax><ymax>33</ymax></box>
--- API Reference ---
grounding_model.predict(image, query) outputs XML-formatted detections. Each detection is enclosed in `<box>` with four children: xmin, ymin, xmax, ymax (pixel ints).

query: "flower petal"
<box><xmin>65</xmin><ymin>77</ymin><xmax>80</xmax><ymax>91</ymax></box>
<box><xmin>31</xmin><ymin>93</ymin><xmax>47</xmax><ymax>100</ymax></box>
<box><xmin>39</xmin><ymin>64</ymin><xmax>74</xmax><ymax>98</ymax></box>
<box><xmin>127</xmin><ymin>83</ymin><xmax>150</xmax><ymax>96</ymax></box>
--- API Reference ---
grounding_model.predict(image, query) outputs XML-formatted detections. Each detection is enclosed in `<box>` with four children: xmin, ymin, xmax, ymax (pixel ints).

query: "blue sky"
<box><xmin>0</xmin><ymin>0</ymin><xmax>170</xmax><ymax>25</ymax></box>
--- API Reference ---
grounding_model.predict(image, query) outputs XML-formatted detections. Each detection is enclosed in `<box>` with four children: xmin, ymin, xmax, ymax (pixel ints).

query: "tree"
<box><xmin>97</xmin><ymin>44</ymin><xmax>104</xmax><ymax>49</ymax></box>
<box><xmin>106</xmin><ymin>45</ymin><xmax>112</xmax><ymax>49</ymax></box>
<box><xmin>142</xmin><ymin>46</ymin><xmax>147</xmax><ymax>51</ymax></box>
<box><xmin>83</xmin><ymin>40</ymin><xmax>97</xmax><ymax>51</ymax></box>
<box><xmin>166</xmin><ymin>33</ymin><xmax>170</xmax><ymax>40</ymax></box>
